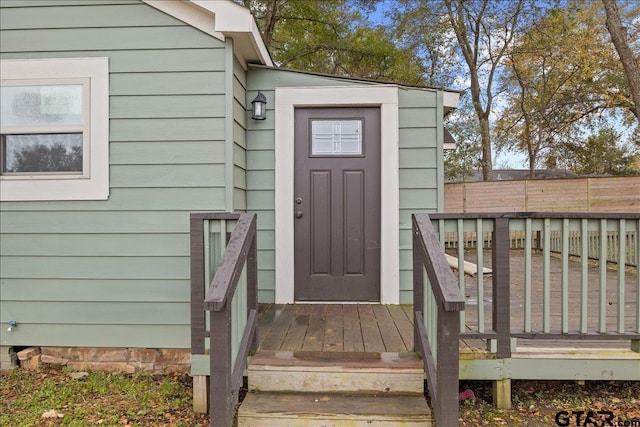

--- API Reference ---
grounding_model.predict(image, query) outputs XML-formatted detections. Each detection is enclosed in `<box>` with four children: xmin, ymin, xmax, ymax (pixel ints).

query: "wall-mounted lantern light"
<box><xmin>251</xmin><ymin>91</ymin><xmax>267</xmax><ymax>120</ymax></box>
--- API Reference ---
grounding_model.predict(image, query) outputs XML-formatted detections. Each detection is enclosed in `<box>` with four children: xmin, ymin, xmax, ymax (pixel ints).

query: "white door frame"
<box><xmin>274</xmin><ymin>85</ymin><xmax>399</xmax><ymax>304</ymax></box>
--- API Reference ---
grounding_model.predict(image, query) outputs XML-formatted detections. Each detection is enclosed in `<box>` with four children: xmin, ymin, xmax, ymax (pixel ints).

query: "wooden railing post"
<box><xmin>413</xmin><ymin>227</ymin><xmax>425</xmax><ymax>352</ymax></box>
<box><xmin>436</xmin><ymin>309</ymin><xmax>461</xmax><ymax>426</ymax></box>
<box><xmin>210</xmin><ymin>305</ymin><xmax>233</xmax><ymax>427</ymax></box>
<box><xmin>190</xmin><ymin>214</ymin><xmax>206</xmax><ymax>355</ymax></box>
<box><xmin>190</xmin><ymin>213</ymin><xmax>258</xmax><ymax>426</ymax></box>
<box><xmin>493</xmin><ymin>217</ymin><xmax>511</xmax><ymax>358</ymax></box>
<box><xmin>247</xmin><ymin>228</ymin><xmax>259</xmax><ymax>353</ymax></box>
<box><xmin>412</xmin><ymin>214</ymin><xmax>465</xmax><ymax>427</ymax></box>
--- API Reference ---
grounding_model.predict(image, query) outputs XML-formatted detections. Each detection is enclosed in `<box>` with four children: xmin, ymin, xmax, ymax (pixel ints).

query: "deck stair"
<box><xmin>238</xmin><ymin>350</ymin><xmax>433</xmax><ymax>426</ymax></box>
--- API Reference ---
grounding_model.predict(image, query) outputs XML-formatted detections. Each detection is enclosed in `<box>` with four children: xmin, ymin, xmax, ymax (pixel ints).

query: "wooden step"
<box><xmin>238</xmin><ymin>392</ymin><xmax>433</xmax><ymax>427</ymax></box>
<box><xmin>248</xmin><ymin>350</ymin><xmax>424</xmax><ymax>394</ymax></box>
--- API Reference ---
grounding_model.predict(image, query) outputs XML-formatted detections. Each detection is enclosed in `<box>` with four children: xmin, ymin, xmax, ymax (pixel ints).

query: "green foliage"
<box><xmin>387</xmin><ymin>0</ymin><xmax>462</xmax><ymax>88</ymax></box>
<box><xmin>239</xmin><ymin>0</ymin><xmax>639</xmax><ymax>177</ymax></box>
<box><xmin>445</xmin><ymin>101</ymin><xmax>483</xmax><ymax>181</ymax></box>
<box><xmin>495</xmin><ymin>0</ymin><xmax>640</xmax><ymax>175</ymax></box>
<box><xmin>242</xmin><ymin>0</ymin><xmax>425</xmax><ymax>85</ymax></box>
<box><xmin>564</xmin><ymin>127</ymin><xmax>640</xmax><ymax>175</ymax></box>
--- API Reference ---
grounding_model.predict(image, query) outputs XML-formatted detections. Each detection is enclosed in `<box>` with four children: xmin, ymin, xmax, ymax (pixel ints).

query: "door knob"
<box><xmin>295</xmin><ymin>197</ymin><xmax>303</xmax><ymax>204</ymax></box>
<box><xmin>295</xmin><ymin>210</ymin><xmax>303</xmax><ymax>218</ymax></box>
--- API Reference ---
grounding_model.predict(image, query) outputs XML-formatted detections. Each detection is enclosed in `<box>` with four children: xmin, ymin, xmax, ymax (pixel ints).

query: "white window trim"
<box><xmin>274</xmin><ymin>85</ymin><xmax>400</xmax><ymax>304</ymax></box>
<box><xmin>0</xmin><ymin>57</ymin><xmax>109</xmax><ymax>201</ymax></box>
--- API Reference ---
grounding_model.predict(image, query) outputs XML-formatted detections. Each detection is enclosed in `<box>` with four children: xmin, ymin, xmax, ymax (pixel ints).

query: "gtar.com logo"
<box><xmin>555</xmin><ymin>410</ymin><xmax>640</xmax><ymax>426</ymax></box>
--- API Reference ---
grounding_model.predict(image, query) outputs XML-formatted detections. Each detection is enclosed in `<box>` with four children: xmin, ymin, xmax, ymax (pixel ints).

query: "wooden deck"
<box><xmin>257</xmin><ymin>303</ymin><xmax>486</xmax><ymax>356</ymax></box>
<box><xmin>461</xmin><ymin>251</ymin><xmax>637</xmax><ymax>349</ymax></box>
<box><xmin>257</xmin><ymin>304</ymin><xmax>415</xmax><ymax>353</ymax></box>
<box><xmin>257</xmin><ymin>252</ymin><xmax>638</xmax><ymax>355</ymax></box>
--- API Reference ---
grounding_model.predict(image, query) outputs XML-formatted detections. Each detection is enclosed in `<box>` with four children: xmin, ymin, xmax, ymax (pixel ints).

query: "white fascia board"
<box><xmin>192</xmin><ymin>0</ymin><xmax>254</xmax><ymax>32</ymax></box>
<box><xmin>142</xmin><ymin>0</ymin><xmax>224</xmax><ymax>40</ymax></box>
<box><xmin>443</xmin><ymin>90</ymin><xmax>460</xmax><ymax>109</ymax></box>
<box><xmin>142</xmin><ymin>0</ymin><xmax>273</xmax><ymax>67</ymax></box>
<box><xmin>199</xmin><ymin>0</ymin><xmax>273</xmax><ymax>67</ymax></box>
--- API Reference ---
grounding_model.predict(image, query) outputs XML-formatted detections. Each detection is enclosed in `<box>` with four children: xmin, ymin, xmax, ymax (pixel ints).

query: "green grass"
<box><xmin>0</xmin><ymin>366</ymin><xmax>208</xmax><ymax>427</ymax></box>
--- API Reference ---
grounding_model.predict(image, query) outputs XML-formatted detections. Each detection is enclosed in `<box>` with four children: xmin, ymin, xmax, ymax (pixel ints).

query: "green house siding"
<box><xmin>246</xmin><ymin>70</ymin><xmax>354</xmax><ymax>302</ymax></box>
<box><xmin>1</xmin><ymin>1</ymin><xmax>447</xmax><ymax>349</ymax></box>
<box><xmin>232</xmin><ymin>53</ymin><xmax>248</xmax><ymax>211</ymax></box>
<box><xmin>398</xmin><ymin>89</ymin><xmax>443</xmax><ymax>303</ymax></box>
<box><xmin>246</xmin><ymin>69</ymin><xmax>443</xmax><ymax>304</ymax></box>
<box><xmin>0</xmin><ymin>1</ymin><xmax>231</xmax><ymax>348</ymax></box>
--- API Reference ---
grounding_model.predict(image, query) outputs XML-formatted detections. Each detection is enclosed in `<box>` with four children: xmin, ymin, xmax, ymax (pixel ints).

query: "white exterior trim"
<box><xmin>0</xmin><ymin>57</ymin><xmax>109</xmax><ymax>201</ymax></box>
<box><xmin>274</xmin><ymin>86</ymin><xmax>400</xmax><ymax>304</ymax></box>
<box><xmin>142</xmin><ymin>0</ymin><xmax>273</xmax><ymax>68</ymax></box>
<box><xmin>443</xmin><ymin>91</ymin><xmax>460</xmax><ymax>109</ymax></box>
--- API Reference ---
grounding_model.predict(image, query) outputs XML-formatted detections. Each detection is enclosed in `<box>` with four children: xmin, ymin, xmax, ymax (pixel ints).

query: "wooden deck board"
<box><xmin>372</xmin><ymin>305</ymin><xmax>408</xmax><ymax>352</ymax></box>
<box><xmin>323</xmin><ymin>304</ymin><xmax>344</xmax><ymax>352</ymax></box>
<box><xmin>258</xmin><ymin>304</ymin><xmax>418</xmax><ymax>354</ymax></box>
<box><xmin>387</xmin><ymin>305</ymin><xmax>414</xmax><ymax>351</ymax></box>
<box><xmin>259</xmin><ymin>304</ymin><xmax>296</xmax><ymax>351</ymax></box>
<box><xmin>342</xmin><ymin>305</ymin><xmax>365</xmax><ymax>352</ymax></box>
<box><xmin>357</xmin><ymin>304</ymin><xmax>387</xmax><ymax>352</ymax></box>
<box><xmin>281</xmin><ymin>305</ymin><xmax>311</xmax><ymax>351</ymax></box>
<box><xmin>302</xmin><ymin>304</ymin><xmax>326</xmax><ymax>352</ymax></box>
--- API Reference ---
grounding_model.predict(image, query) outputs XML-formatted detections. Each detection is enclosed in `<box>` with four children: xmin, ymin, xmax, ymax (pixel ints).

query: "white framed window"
<box><xmin>0</xmin><ymin>58</ymin><xmax>109</xmax><ymax>201</ymax></box>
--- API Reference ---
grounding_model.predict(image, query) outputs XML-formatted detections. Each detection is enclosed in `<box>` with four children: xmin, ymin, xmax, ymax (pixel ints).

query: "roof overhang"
<box><xmin>443</xmin><ymin>90</ymin><xmax>460</xmax><ymax>116</ymax></box>
<box><xmin>142</xmin><ymin>0</ymin><xmax>273</xmax><ymax>68</ymax></box>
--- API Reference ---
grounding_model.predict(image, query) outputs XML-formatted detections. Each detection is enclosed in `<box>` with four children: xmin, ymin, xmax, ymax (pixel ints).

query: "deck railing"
<box><xmin>441</xmin><ymin>220</ymin><xmax>638</xmax><ymax>267</ymax></box>
<box><xmin>190</xmin><ymin>213</ymin><xmax>258</xmax><ymax>427</ymax></box>
<box><xmin>412</xmin><ymin>214</ymin><xmax>465</xmax><ymax>426</ymax></box>
<box><xmin>430</xmin><ymin>212</ymin><xmax>640</xmax><ymax>357</ymax></box>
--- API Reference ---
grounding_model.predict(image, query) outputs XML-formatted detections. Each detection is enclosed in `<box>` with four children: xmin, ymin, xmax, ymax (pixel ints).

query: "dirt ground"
<box><xmin>2</xmin><ymin>366</ymin><xmax>639</xmax><ymax>426</ymax></box>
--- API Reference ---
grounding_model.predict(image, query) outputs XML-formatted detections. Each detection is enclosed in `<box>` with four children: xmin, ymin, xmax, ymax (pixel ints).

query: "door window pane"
<box><xmin>0</xmin><ymin>84</ymin><xmax>83</xmax><ymax>127</ymax></box>
<box><xmin>2</xmin><ymin>133</ymin><xmax>83</xmax><ymax>173</ymax></box>
<box><xmin>312</xmin><ymin>120</ymin><xmax>362</xmax><ymax>155</ymax></box>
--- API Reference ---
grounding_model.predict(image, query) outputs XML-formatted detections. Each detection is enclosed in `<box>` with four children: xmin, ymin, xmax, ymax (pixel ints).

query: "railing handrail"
<box><xmin>190</xmin><ymin>212</ymin><xmax>258</xmax><ymax>427</ymax></box>
<box><xmin>190</xmin><ymin>212</ymin><xmax>243</xmax><ymax>354</ymax></box>
<box><xmin>412</xmin><ymin>213</ymin><xmax>465</xmax><ymax>427</ymax></box>
<box><xmin>204</xmin><ymin>213</ymin><xmax>257</xmax><ymax>311</ymax></box>
<box><xmin>413</xmin><ymin>214</ymin><xmax>465</xmax><ymax>311</ymax></box>
<box><xmin>433</xmin><ymin>213</ymin><xmax>640</xmax><ymax>349</ymax></box>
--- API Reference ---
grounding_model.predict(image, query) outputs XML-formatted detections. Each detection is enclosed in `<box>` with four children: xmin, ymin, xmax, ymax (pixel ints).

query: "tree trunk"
<box><xmin>602</xmin><ymin>0</ymin><xmax>640</xmax><ymax>121</ymax></box>
<box><xmin>478</xmin><ymin>117</ymin><xmax>493</xmax><ymax>180</ymax></box>
<box><xmin>262</xmin><ymin>0</ymin><xmax>280</xmax><ymax>49</ymax></box>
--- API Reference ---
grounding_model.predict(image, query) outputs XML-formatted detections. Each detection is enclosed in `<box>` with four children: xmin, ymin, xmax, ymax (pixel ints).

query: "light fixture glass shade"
<box><xmin>251</xmin><ymin>91</ymin><xmax>267</xmax><ymax>120</ymax></box>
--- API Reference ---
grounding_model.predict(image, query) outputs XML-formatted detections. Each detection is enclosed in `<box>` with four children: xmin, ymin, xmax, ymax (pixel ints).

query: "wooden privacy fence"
<box><xmin>190</xmin><ymin>213</ymin><xmax>258</xmax><ymax>427</ymax></box>
<box><xmin>412</xmin><ymin>214</ymin><xmax>465</xmax><ymax>427</ymax></box>
<box><xmin>430</xmin><ymin>213</ymin><xmax>640</xmax><ymax>353</ymax></box>
<box><xmin>445</xmin><ymin>176</ymin><xmax>640</xmax><ymax>213</ymax></box>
